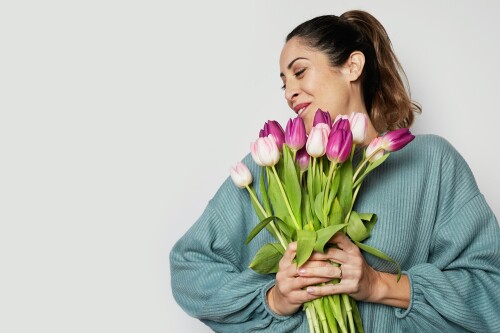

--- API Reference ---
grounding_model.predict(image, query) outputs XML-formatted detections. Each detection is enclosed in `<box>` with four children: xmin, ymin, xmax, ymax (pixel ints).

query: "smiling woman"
<box><xmin>169</xmin><ymin>8</ymin><xmax>500</xmax><ymax>333</ymax></box>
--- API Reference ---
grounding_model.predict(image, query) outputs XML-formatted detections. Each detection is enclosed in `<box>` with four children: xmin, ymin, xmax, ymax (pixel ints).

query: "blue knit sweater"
<box><xmin>170</xmin><ymin>135</ymin><xmax>500</xmax><ymax>332</ymax></box>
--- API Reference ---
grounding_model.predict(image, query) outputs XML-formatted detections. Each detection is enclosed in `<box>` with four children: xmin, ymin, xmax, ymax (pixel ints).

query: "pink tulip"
<box><xmin>348</xmin><ymin>112</ymin><xmax>369</xmax><ymax>145</ymax></box>
<box><xmin>332</xmin><ymin>117</ymin><xmax>350</xmax><ymax>132</ymax></box>
<box><xmin>313</xmin><ymin>109</ymin><xmax>332</xmax><ymax>127</ymax></box>
<box><xmin>381</xmin><ymin>128</ymin><xmax>415</xmax><ymax>152</ymax></box>
<box><xmin>230</xmin><ymin>162</ymin><xmax>253</xmax><ymax>188</ymax></box>
<box><xmin>306</xmin><ymin>123</ymin><xmax>330</xmax><ymax>158</ymax></box>
<box><xmin>250</xmin><ymin>135</ymin><xmax>281</xmax><ymax>167</ymax></box>
<box><xmin>296</xmin><ymin>147</ymin><xmax>310</xmax><ymax>172</ymax></box>
<box><xmin>285</xmin><ymin>117</ymin><xmax>307</xmax><ymax>151</ymax></box>
<box><xmin>366</xmin><ymin>137</ymin><xmax>385</xmax><ymax>162</ymax></box>
<box><xmin>259</xmin><ymin>120</ymin><xmax>285</xmax><ymax>151</ymax></box>
<box><xmin>326</xmin><ymin>128</ymin><xmax>353</xmax><ymax>163</ymax></box>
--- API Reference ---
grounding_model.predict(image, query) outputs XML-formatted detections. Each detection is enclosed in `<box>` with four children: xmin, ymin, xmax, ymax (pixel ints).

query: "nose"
<box><xmin>284</xmin><ymin>81</ymin><xmax>300</xmax><ymax>103</ymax></box>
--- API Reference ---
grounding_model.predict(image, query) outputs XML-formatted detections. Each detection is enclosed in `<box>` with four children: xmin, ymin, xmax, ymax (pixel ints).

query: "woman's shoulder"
<box><xmin>402</xmin><ymin>134</ymin><xmax>466</xmax><ymax>165</ymax></box>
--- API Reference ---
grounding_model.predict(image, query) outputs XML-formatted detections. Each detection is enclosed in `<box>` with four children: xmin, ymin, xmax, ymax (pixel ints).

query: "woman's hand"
<box><xmin>267</xmin><ymin>232</ymin><xmax>410</xmax><ymax>315</ymax></box>
<box><xmin>267</xmin><ymin>241</ymin><xmax>343</xmax><ymax>315</ymax></box>
<box><xmin>298</xmin><ymin>232</ymin><xmax>410</xmax><ymax>308</ymax></box>
<box><xmin>297</xmin><ymin>232</ymin><xmax>380</xmax><ymax>302</ymax></box>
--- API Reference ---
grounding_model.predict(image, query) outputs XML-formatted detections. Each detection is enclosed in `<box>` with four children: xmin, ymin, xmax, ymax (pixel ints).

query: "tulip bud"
<box><xmin>366</xmin><ymin>137</ymin><xmax>385</xmax><ymax>162</ymax></box>
<box><xmin>381</xmin><ymin>128</ymin><xmax>415</xmax><ymax>152</ymax></box>
<box><xmin>348</xmin><ymin>112</ymin><xmax>369</xmax><ymax>145</ymax></box>
<box><xmin>230</xmin><ymin>162</ymin><xmax>253</xmax><ymax>188</ymax></box>
<box><xmin>326</xmin><ymin>128</ymin><xmax>353</xmax><ymax>163</ymax></box>
<box><xmin>306</xmin><ymin>123</ymin><xmax>330</xmax><ymax>158</ymax></box>
<box><xmin>250</xmin><ymin>135</ymin><xmax>281</xmax><ymax>167</ymax></box>
<box><xmin>285</xmin><ymin>117</ymin><xmax>306</xmax><ymax>151</ymax></box>
<box><xmin>313</xmin><ymin>109</ymin><xmax>332</xmax><ymax>127</ymax></box>
<box><xmin>259</xmin><ymin>120</ymin><xmax>285</xmax><ymax>151</ymax></box>
<box><xmin>332</xmin><ymin>117</ymin><xmax>350</xmax><ymax>132</ymax></box>
<box><xmin>296</xmin><ymin>147</ymin><xmax>310</xmax><ymax>172</ymax></box>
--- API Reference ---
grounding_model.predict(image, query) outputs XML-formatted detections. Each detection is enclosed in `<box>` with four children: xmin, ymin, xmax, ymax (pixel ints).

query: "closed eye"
<box><xmin>281</xmin><ymin>68</ymin><xmax>307</xmax><ymax>90</ymax></box>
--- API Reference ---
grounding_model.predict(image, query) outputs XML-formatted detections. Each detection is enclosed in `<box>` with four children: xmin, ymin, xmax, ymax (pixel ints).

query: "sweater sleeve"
<box><xmin>170</xmin><ymin>179</ymin><xmax>305</xmax><ymax>332</ymax></box>
<box><xmin>394</xmin><ymin>138</ymin><xmax>500</xmax><ymax>332</ymax></box>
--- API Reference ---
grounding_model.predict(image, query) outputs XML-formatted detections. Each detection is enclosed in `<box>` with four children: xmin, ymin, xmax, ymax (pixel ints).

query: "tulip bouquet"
<box><xmin>230</xmin><ymin>109</ymin><xmax>414</xmax><ymax>333</ymax></box>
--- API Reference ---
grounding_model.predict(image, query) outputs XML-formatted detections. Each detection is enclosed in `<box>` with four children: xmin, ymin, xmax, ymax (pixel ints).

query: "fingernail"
<box><xmin>298</xmin><ymin>268</ymin><xmax>306</xmax><ymax>274</ymax></box>
<box><xmin>306</xmin><ymin>287</ymin><xmax>315</xmax><ymax>293</ymax></box>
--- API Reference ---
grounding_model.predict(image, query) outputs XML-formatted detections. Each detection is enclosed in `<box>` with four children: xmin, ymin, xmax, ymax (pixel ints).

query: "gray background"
<box><xmin>1</xmin><ymin>0</ymin><xmax>499</xmax><ymax>332</ymax></box>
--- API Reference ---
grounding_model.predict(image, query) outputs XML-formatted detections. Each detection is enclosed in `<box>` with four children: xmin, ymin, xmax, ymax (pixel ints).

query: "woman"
<box><xmin>170</xmin><ymin>10</ymin><xmax>500</xmax><ymax>332</ymax></box>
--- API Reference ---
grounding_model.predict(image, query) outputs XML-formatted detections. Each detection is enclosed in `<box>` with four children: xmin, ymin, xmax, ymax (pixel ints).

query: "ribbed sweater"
<box><xmin>170</xmin><ymin>135</ymin><xmax>500</xmax><ymax>333</ymax></box>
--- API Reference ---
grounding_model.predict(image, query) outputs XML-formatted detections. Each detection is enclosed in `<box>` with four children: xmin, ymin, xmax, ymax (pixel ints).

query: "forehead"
<box><xmin>279</xmin><ymin>37</ymin><xmax>324</xmax><ymax>70</ymax></box>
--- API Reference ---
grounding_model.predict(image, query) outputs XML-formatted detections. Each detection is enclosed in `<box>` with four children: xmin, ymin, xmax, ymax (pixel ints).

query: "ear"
<box><xmin>345</xmin><ymin>51</ymin><xmax>365</xmax><ymax>81</ymax></box>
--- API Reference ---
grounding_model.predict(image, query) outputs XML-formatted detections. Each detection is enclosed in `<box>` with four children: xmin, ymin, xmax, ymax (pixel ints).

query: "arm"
<box><xmin>170</xmin><ymin>180</ymin><xmax>306</xmax><ymax>332</ymax></box>
<box><xmin>395</xmin><ymin>194</ymin><xmax>500</xmax><ymax>332</ymax></box>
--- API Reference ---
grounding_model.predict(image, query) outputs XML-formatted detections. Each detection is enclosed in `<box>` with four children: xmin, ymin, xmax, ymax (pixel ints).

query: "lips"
<box><xmin>293</xmin><ymin>103</ymin><xmax>311</xmax><ymax>116</ymax></box>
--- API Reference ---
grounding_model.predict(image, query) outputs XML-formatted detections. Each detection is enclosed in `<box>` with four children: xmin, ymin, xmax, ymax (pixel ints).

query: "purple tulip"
<box><xmin>306</xmin><ymin>123</ymin><xmax>330</xmax><ymax>157</ymax></box>
<box><xmin>230</xmin><ymin>162</ymin><xmax>253</xmax><ymax>188</ymax></box>
<box><xmin>326</xmin><ymin>128</ymin><xmax>353</xmax><ymax>163</ymax></box>
<box><xmin>259</xmin><ymin>120</ymin><xmax>285</xmax><ymax>151</ymax></box>
<box><xmin>296</xmin><ymin>147</ymin><xmax>310</xmax><ymax>172</ymax></box>
<box><xmin>366</xmin><ymin>137</ymin><xmax>385</xmax><ymax>162</ymax></box>
<box><xmin>331</xmin><ymin>117</ymin><xmax>350</xmax><ymax>132</ymax></box>
<box><xmin>285</xmin><ymin>117</ymin><xmax>307</xmax><ymax>151</ymax></box>
<box><xmin>312</xmin><ymin>109</ymin><xmax>332</xmax><ymax>127</ymax></box>
<box><xmin>381</xmin><ymin>128</ymin><xmax>415</xmax><ymax>152</ymax></box>
<box><xmin>250</xmin><ymin>135</ymin><xmax>281</xmax><ymax>167</ymax></box>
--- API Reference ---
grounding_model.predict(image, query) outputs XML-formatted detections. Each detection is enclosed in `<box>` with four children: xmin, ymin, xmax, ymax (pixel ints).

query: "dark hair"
<box><xmin>286</xmin><ymin>10</ymin><xmax>421</xmax><ymax>132</ymax></box>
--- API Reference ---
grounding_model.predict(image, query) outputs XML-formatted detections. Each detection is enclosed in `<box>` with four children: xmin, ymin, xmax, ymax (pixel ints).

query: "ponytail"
<box><xmin>286</xmin><ymin>11</ymin><xmax>421</xmax><ymax>133</ymax></box>
<box><xmin>340</xmin><ymin>10</ymin><xmax>421</xmax><ymax>132</ymax></box>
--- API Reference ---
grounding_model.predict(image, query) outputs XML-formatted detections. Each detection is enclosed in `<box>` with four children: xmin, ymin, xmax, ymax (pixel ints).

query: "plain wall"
<box><xmin>1</xmin><ymin>1</ymin><xmax>498</xmax><ymax>332</ymax></box>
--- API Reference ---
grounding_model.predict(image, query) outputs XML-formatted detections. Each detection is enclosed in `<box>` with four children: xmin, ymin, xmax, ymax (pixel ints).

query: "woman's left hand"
<box><xmin>297</xmin><ymin>232</ymin><xmax>382</xmax><ymax>303</ymax></box>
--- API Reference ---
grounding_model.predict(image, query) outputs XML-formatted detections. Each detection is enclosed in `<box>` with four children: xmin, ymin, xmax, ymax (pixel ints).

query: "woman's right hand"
<box><xmin>267</xmin><ymin>242</ymin><xmax>340</xmax><ymax>316</ymax></box>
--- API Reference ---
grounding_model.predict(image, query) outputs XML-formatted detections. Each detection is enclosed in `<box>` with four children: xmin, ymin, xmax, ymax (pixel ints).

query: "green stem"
<box><xmin>271</xmin><ymin>166</ymin><xmax>301</xmax><ymax>230</ymax></box>
<box><xmin>342</xmin><ymin>294</ymin><xmax>355</xmax><ymax>333</ymax></box>
<box><xmin>323</xmin><ymin>161</ymin><xmax>337</xmax><ymax>209</ymax></box>
<box><xmin>305</xmin><ymin>304</ymin><xmax>315</xmax><ymax>333</ymax></box>
<box><xmin>245</xmin><ymin>185</ymin><xmax>287</xmax><ymax>250</ymax></box>
<box><xmin>353</xmin><ymin>147</ymin><xmax>384</xmax><ymax>182</ymax></box>
<box><xmin>343</xmin><ymin>184</ymin><xmax>361</xmax><ymax>225</ymax></box>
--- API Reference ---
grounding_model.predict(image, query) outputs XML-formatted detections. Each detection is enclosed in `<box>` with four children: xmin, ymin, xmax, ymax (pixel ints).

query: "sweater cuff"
<box><xmin>260</xmin><ymin>279</ymin><xmax>295</xmax><ymax>321</ymax></box>
<box><xmin>394</xmin><ymin>271</ymin><xmax>414</xmax><ymax>319</ymax></box>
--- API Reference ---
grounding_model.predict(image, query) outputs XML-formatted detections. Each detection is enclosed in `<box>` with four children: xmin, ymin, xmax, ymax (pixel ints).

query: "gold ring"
<box><xmin>339</xmin><ymin>267</ymin><xmax>343</xmax><ymax>279</ymax></box>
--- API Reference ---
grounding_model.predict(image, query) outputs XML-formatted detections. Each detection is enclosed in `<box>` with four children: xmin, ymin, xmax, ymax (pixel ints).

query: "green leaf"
<box><xmin>338</xmin><ymin>161</ymin><xmax>353</xmax><ymax>216</ymax></box>
<box><xmin>360</xmin><ymin>213</ymin><xmax>377</xmax><ymax>236</ymax></box>
<box><xmin>313</xmin><ymin>191</ymin><xmax>327</xmax><ymax>226</ymax></box>
<box><xmin>354</xmin><ymin>240</ymin><xmax>402</xmax><ymax>281</ymax></box>
<box><xmin>346</xmin><ymin>211</ymin><xmax>369</xmax><ymax>242</ymax></box>
<box><xmin>325</xmin><ymin>169</ymin><xmax>340</xmax><ymax>217</ymax></box>
<box><xmin>246</xmin><ymin>215</ymin><xmax>283</xmax><ymax>244</ymax></box>
<box><xmin>260</xmin><ymin>168</ymin><xmax>272</xmax><ymax>216</ymax></box>
<box><xmin>249</xmin><ymin>243</ymin><xmax>284</xmax><ymax>274</ymax></box>
<box><xmin>283</xmin><ymin>145</ymin><xmax>302</xmax><ymax>228</ymax></box>
<box><xmin>276</xmin><ymin>217</ymin><xmax>294</xmax><ymax>240</ymax></box>
<box><xmin>314</xmin><ymin>224</ymin><xmax>348</xmax><ymax>252</ymax></box>
<box><xmin>296</xmin><ymin>229</ymin><xmax>316</xmax><ymax>267</ymax></box>
<box><xmin>328</xmin><ymin>198</ymin><xmax>344</xmax><ymax>226</ymax></box>
<box><xmin>267</xmin><ymin>167</ymin><xmax>289</xmax><ymax>225</ymax></box>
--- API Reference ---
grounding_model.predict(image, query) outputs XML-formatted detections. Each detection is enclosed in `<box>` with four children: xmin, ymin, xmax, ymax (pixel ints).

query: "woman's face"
<box><xmin>279</xmin><ymin>37</ymin><xmax>354</xmax><ymax>133</ymax></box>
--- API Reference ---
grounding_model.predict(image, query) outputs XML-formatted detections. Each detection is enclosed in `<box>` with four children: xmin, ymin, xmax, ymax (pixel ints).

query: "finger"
<box><xmin>279</xmin><ymin>242</ymin><xmax>297</xmax><ymax>268</ymax></box>
<box><xmin>305</xmin><ymin>282</ymin><xmax>354</xmax><ymax>297</ymax></box>
<box><xmin>328</xmin><ymin>232</ymin><xmax>358</xmax><ymax>253</ymax></box>
<box><xmin>291</xmin><ymin>276</ymin><xmax>333</xmax><ymax>290</ymax></box>
<box><xmin>297</xmin><ymin>265</ymin><xmax>343</xmax><ymax>279</ymax></box>
<box><xmin>309</xmin><ymin>247</ymin><xmax>350</xmax><ymax>263</ymax></box>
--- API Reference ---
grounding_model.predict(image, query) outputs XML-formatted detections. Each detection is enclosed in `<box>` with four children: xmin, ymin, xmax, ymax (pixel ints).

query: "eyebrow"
<box><xmin>279</xmin><ymin>57</ymin><xmax>309</xmax><ymax>78</ymax></box>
